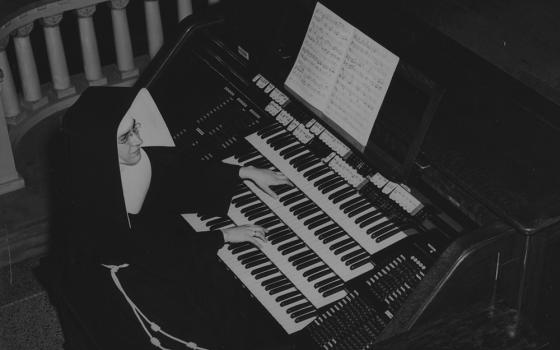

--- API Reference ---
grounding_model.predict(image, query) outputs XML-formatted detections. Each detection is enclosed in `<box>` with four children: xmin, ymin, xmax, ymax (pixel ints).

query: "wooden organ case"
<box><xmin>134</xmin><ymin>1</ymin><xmax>560</xmax><ymax>348</ymax></box>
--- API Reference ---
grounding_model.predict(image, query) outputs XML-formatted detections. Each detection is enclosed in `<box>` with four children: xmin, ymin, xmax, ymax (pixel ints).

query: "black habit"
<box><xmin>55</xmin><ymin>87</ymin><xmax>283</xmax><ymax>349</ymax></box>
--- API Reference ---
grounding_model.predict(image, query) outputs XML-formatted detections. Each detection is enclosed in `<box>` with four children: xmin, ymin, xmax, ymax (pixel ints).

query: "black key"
<box><xmin>267</xmin><ymin>229</ymin><xmax>293</xmax><ymax>242</ymax></box>
<box><xmin>314</xmin><ymin>276</ymin><xmax>339</xmax><ymax>289</ymax></box>
<box><xmin>275</xmin><ymin>291</ymin><xmax>300</xmax><ymax>302</ymax></box>
<box><xmin>304</xmin><ymin>213</ymin><xmax>329</xmax><ymax>227</ymax></box>
<box><xmin>348</xmin><ymin>205</ymin><xmax>375</xmax><ymax>218</ymax></box>
<box><xmin>279</xmin><ymin>295</ymin><xmax>306</xmax><ymax>307</ymax></box>
<box><xmin>254</xmin><ymin>268</ymin><xmax>280</xmax><ymax>280</ymax></box>
<box><xmin>292</xmin><ymin>254</ymin><xmax>316</xmax><ymax>267</ymax></box>
<box><xmin>288</xmin><ymin>250</ymin><xmax>314</xmax><ymax>263</ymax></box>
<box><xmin>251</xmin><ymin>264</ymin><xmax>276</xmax><ymax>276</ymax></box>
<box><xmin>254</xmin><ymin>217</ymin><xmax>280</xmax><ymax>227</ymax></box>
<box><xmin>281</xmin><ymin>242</ymin><xmax>307</xmax><ymax>255</ymax></box>
<box><xmin>327</xmin><ymin>187</ymin><xmax>354</xmax><ymax>201</ymax></box>
<box><xmin>261</xmin><ymin>275</ymin><xmax>286</xmax><ymax>287</ymax></box>
<box><xmin>315</xmin><ymin>223</ymin><xmax>338</xmax><ymax>235</ymax></box>
<box><xmin>355</xmin><ymin>210</ymin><xmax>381</xmax><ymax>224</ymax></box>
<box><xmin>269</xmin><ymin>284</ymin><xmax>293</xmax><ymax>295</ymax></box>
<box><xmin>344</xmin><ymin>201</ymin><xmax>373</xmax><ymax>218</ymax></box>
<box><xmin>296</xmin><ymin>207</ymin><xmax>321</xmax><ymax>219</ymax></box>
<box><xmin>344</xmin><ymin>252</ymin><xmax>370</xmax><ymax>266</ymax></box>
<box><xmin>291</xmin><ymin>306</ymin><xmax>316</xmax><ymax>318</ymax></box>
<box><xmin>247</xmin><ymin>210</ymin><xmax>273</xmax><ymax>221</ymax></box>
<box><xmin>341</xmin><ymin>197</ymin><xmax>366</xmax><ymax>210</ymax></box>
<box><xmin>333</xmin><ymin>242</ymin><xmax>358</xmax><ymax>255</ymax></box>
<box><xmin>241</xmin><ymin>254</ymin><xmax>267</xmax><ymax>265</ymax></box>
<box><xmin>316</xmin><ymin>176</ymin><xmax>342</xmax><ymax>190</ymax></box>
<box><xmin>322</xmin><ymin>285</ymin><xmax>346</xmax><ymax>297</ymax></box>
<box><xmin>270</xmin><ymin>233</ymin><xmax>296</xmax><ymax>245</ymax></box>
<box><xmin>307</xmin><ymin>269</ymin><xmax>331</xmax><ymax>282</ymax></box>
<box><xmin>283</xmin><ymin>194</ymin><xmax>307</xmax><ymax>206</ymax></box>
<box><xmin>350</xmin><ymin>259</ymin><xmax>372</xmax><ymax>270</ymax></box>
<box><xmin>279</xmin><ymin>190</ymin><xmax>302</xmax><ymax>202</ymax></box>
<box><xmin>375</xmin><ymin>228</ymin><xmax>405</xmax><ymax>242</ymax></box>
<box><xmin>287</xmin><ymin>302</ymin><xmax>310</xmax><ymax>314</ymax></box>
<box><xmin>245</xmin><ymin>257</ymin><xmax>270</xmax><ymax>268</ymax></box>
<box><xmin>230</xmin><ymin>243</ymin><xmax>253</xmax><ymax>254</ymax></box>
<box><xmin>329</xmin><ymin>238</ymin><xmax>354</xmax><ymax>251</ymax></box>
<box><xmin>289</xmin><ymin>199</ymin><xmax>314</xmax><ymax>212</ymax></box>
<box><xmin>341</xmin><ymin>249</ymin><xmax>365</xmax><ymax>262</ymax></box>
<box><xmin>320</xmin><ymin>181</ymin><xmax>346</xmax><ymax>195</ymax></box>
<box><xmin>367</xmin><ymin>220</ymin><xmax>394</xmax><ymax>235</ymax></box>
<box><xmin>245</xmin><ymin>207</ymin><xmax>272</xmax><ymax>219</ymax></box>
<box><xmin>264</xmin><ymin>279</ymin><xmax>291</xmax><ymax>291</ymax></box>
<box><xmin>290</xmin><ymin>201</ymin><xmax>315</xmax><ymax>214</ymax></box>
<box><xmin>241</xmin><ymin>203</ymin><xmax>267</xmax><ymax>214</ymax></box>
<box><xmin>322</xmin><ymin>232</ymin><xmax>346</xmax><ymax>244</ymax></box>
<box><xmin>307</xmin><ymin>168</ymin><xmax>332</xmax><ymax>181</ymax></box>
<box><xmin>238</xmin><ymin>249</ymin><xmax>261</xmax><ymax>261</ymax></box>
<box><xmin>277</xmin><ymin>239</ymin><xmax>301</xmax><ymax>252</ymax></box>
<box><xmin>279</xmin><ymin>144</ymin><xmax>304</xmax><ymax>156</ymax></box>
<box><xmin>370</xmin><ymin>223</ymin><xmax>398</xmax><ymax>237</ymax></box>
<box><xmin>314</xmin><ymin>174</ymin><xmax>338</xmax><ymax>187</ymax></box>
<box><xmin>307</xmin><ymin>216</ymin><xmax>331</xmax><ymax>229</ymax></box>
<box><xmin>359</xmin><ymin>214</ymin><xmax>386</xmax><ymax>228</ymax></box>
<box><xmin>296</xmin><ymin>161</ymin><xmax>322</xmax><ymax>174</ymax></box>
<box><xmin>317</xmin><ymin>228</ymin><xmax>344</xmax><ymax>241</ymax></box>
<box><xmin>258</xmin><ymin>124</ymin><xmax>283</xmax><ymax>137</ymax></box>
<box><xmin>282</xmin><ymin>146</ymin><xmax>307</xmax><ymax>159</ymax></box>
<box><xmin>318</xmin><ymin>280</ymin><xmax>343</xmax><ymax>293</ymax></box>
<box><xmin>234</xmin><ymin>195</ymin><xmax>259</xmax><ymax>207</ymax></box>
<box><xmin>289</xmin><ymin>152</ymin><xmax>314</xmax><ymax>165</ymax></box>
<box><xmin>332</xmin><ymin>191</ymin><xmax>357</xmax><ymax>204</ymax></box>
<box><xmin>303</xmin><ymin>165</ymin><xmax>329</xmax><ymax>178</ymax></box>
<box><xmin>294</xmin><ymin>311</ymin><xmax>317</xmax><ymax>323</ymax></box>
<box><xmin>295</xmin><ymin>257</ymin><xmax>322</xmax><ymax>271</ymax></box>
<box><xmin>302</xmin><ymin>265</ymin><xmax>328</xmax><ymax>278</ymax></box>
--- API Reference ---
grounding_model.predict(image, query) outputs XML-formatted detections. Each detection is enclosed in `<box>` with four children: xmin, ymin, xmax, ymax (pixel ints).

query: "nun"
<box><xmin>59</xmin><ymin>86</ymin><xmax>291</xmax><ymax>349</ymax></box>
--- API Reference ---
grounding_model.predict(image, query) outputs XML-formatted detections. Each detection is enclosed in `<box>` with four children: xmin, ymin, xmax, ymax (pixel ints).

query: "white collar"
<box><xmin>120</xmin><ymin>148</ymin><xmax>152</xmax><ymax>216</ymax></box>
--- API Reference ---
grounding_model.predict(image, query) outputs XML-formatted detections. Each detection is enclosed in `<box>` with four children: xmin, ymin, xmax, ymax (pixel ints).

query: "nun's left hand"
<box><xmin>239</xmin><ymin>166</ymin><xmax>292</xmax><ymax>199</ymax></box>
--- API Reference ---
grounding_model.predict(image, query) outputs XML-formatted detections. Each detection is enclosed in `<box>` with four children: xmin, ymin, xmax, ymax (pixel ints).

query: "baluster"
<box><xmin>0</xmin><ymin>37</ymin><xmax>20</xmax><ymax>119</ymax></box>
<box><xmin>0</xmin><ymin>69</ymin><xmax>25</xmax><ymax>195</ymax></box>
<box><xmin>12</xmin><ymin>23</ymin><xmax>47</xmax><ymax>110</ymax></box>
<box><xmin>76</xmin><ymin>5</ymin><xmax>107</xmax><ymax>86</ymax></box>
<box><xmin>41</xmin><ymin>14</ymin><xmax>76</xmax><ymax>99</ymax></box>
<box><xmin>109</xmin><ymin>0</ymin><xmax>138</xmax><ymax>80</ymax></box>
<box><xmin>177</xmin><ymin>0</ymin><xmax>193</xmax><ymax>21</ymax></box>
<box><xmin>144</xmin><ymin>0</ymin><xmax>164</xmax><ymax>58</ymax></box>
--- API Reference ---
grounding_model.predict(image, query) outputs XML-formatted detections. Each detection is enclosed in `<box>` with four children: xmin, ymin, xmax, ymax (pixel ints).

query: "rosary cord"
<box><xmin>102</xmin><ymin>264</ymin><xmax>208</xmax><ymax>350</ymax></box>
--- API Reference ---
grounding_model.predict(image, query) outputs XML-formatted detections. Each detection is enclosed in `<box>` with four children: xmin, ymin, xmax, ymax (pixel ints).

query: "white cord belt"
<box><xmin>102</xmin><ymin>264</ymin><xmax>209</xmax><ymax>350</ymax></box>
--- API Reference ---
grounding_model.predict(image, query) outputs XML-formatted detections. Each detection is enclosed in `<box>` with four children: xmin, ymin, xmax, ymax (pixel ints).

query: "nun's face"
<box><xmin>117</xmin><ymin>115</ymin><xmax>143</xmax><ymax>165</ymax></box>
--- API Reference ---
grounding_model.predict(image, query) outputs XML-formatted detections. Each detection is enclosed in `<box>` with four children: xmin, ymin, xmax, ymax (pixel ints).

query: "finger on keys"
<box><xmin>264</xmin><ymin>186</ymin><xmax>279</xmax><ymax>199</ymax></box>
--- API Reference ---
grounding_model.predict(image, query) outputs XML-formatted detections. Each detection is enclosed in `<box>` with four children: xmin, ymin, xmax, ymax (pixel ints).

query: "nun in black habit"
<box><xmin>59</xmin><ymin>87</ymin><xmax>291</xmax><ymax>349</ymax></box>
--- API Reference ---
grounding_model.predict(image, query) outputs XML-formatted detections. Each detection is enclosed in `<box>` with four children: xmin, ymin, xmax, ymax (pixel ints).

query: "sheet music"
<box><xmin>323</xmin><ymin>29</ymin><xmax>399</xmax><ymax>147</ymax></box>
<box><xmin>285</xmin><ymin>2</ymin><xmax>399</xmax><ymax>148</ymax></box>
<box><xmin>285</xmin><ymin>3</ymin><xmax>354</xmax><ymax>111</ymax></box>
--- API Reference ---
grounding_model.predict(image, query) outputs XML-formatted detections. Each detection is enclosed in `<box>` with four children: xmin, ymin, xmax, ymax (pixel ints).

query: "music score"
<box><xmin>285</xmin><ymin>2</ymin><xmax>399</xmax><ymax>148</ymax></box>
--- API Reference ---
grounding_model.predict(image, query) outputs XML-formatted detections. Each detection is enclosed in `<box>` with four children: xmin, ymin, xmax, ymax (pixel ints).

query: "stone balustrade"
<box><xmin>0</xmin><ymin>0</ymin><xmax>220</xmax><ymax>195</ymax></box>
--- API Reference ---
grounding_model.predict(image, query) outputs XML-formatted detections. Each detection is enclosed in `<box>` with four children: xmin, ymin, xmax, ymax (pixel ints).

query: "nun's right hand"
<box><xmin>221</xmin><ymin>225</ymin><xmax>267</xmax><ymax>248</ymax></box>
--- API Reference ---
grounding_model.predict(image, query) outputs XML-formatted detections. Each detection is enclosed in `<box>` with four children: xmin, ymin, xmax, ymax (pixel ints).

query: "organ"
<box><xmin>133</xmin><ymin>0</ymin><xmax>560</xmax><ymax>348</ymax></box>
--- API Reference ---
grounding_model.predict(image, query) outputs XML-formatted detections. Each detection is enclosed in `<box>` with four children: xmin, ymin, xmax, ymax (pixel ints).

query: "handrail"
<box><xmin>0</xmin><ymin>0</ymin><xmax>216</xmax><ymax>195</ymax></box>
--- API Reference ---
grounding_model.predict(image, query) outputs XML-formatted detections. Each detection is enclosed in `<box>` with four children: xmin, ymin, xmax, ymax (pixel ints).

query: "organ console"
<box><xmin>134</xmin><ymin>0</ymin><xmax>560</xmax><ymax>348</ymax></box>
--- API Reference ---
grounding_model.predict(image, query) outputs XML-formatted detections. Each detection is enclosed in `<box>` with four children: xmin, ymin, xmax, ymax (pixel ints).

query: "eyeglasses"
<box><xmin>117</xmin><ymin>120</ymin><xmax>142</xmax><ymax>144</ymax></box>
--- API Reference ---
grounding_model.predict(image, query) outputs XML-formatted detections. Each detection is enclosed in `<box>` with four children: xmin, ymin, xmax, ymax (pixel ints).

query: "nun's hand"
<box><xmin>221</xmin><ymin>225</ymin><xmax>267</xmax><ymax>248</ymax></box>
<box><xmin>239</xmin><ymin>166</ymin><xmax>292</xmax><ymax>199</ymax></box>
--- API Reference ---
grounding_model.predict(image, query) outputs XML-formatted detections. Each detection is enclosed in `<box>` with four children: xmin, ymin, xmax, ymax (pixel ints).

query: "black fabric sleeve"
<box><xmin>142</xmin><ymin>147</ymin><xmax>241</xmax><ymax>216</ymax></box>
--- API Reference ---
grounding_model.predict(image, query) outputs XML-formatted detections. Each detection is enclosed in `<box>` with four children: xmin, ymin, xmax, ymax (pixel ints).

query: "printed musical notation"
<box><xmin>285</xmin><ymin>2</ymin><xmax>399</xmax><ymax>147</ymax></box>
